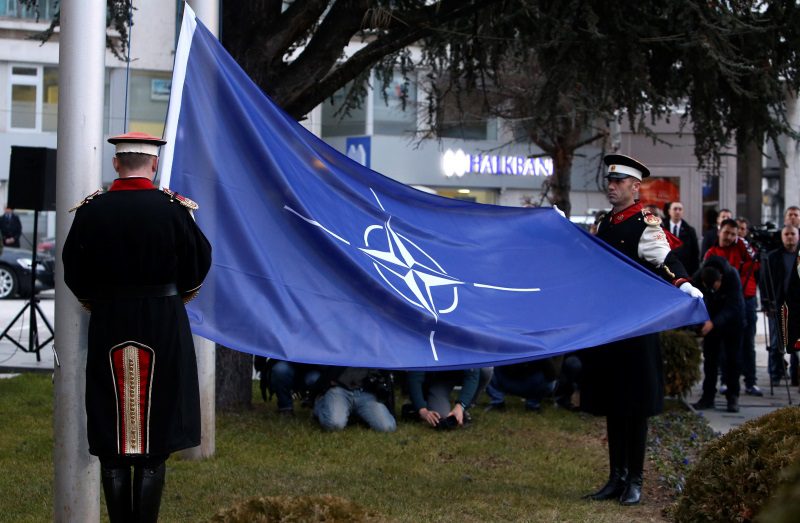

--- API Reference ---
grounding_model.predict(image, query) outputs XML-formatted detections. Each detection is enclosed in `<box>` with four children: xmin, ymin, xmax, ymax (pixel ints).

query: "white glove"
<box><xmin>679</xmin><ymin>282</ymin><xmax>703</xmax><ymax>299</ymax></box>
<box><xmin>553</xmin><ymin>205</ymin><xmax>566</xmax><ymax>219</ymax></box>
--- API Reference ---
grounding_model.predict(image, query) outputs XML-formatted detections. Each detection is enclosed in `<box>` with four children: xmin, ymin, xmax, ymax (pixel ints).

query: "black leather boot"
<box><xmin>101</xmin><ymin>465</ymin><xmax>132</xmax><ymax>523</ymax></box>
<box><xmin>619</xmin><ymin>416</ymin><xmax>647</xmax><ymax>506</ymax></box>
<box><xmin>585</xmin><ymin>417</ymin><xmax>627</xmax><ymax>500</ymax></box>
<box><xmin>132</xmin><ymin>461</ymin><xmax>166</xmax><ymax>523</ymax></box>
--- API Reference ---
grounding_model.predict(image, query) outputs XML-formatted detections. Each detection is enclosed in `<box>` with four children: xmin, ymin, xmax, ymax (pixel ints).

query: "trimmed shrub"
<box><xmin>660</xmin><ymin>329</ymin><xmax>701</xmax><ymax>398</ymax></box>
<box><xmin>208</xmin><ymin>495</ymin><xmax>386</xmax><ymax>522</ymax></box>
<box><xmin>755</xmin><ymin>458</ymin><xmax>800</xmax><ymax>523</ymax></box>
<box><xmin>674</xmin><ymin>407</ymin><xmax>800</xmax><ymax>522</ymax></box>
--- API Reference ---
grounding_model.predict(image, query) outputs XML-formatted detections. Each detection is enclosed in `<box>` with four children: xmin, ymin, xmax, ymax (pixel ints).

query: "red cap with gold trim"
<box><xmin>108</xmin><ymin>132</ymin><xmax>166</xmax><ymax>157</ymax></box>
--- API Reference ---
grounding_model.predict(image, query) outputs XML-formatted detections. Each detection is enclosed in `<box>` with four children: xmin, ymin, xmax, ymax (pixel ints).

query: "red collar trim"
<box><xmin>109</xmin><ymin>177</ymin><xmax>156</xmax><ymax>191</ymax></box>
<box><xmin>610</xmin><ymin>202</ymin><xmax>643</xmax><ymax>224</ymax></box>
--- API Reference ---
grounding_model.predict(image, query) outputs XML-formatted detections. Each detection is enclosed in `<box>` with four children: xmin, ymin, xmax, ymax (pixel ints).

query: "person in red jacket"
<box><xmin>704</xmin><ymin>218</ymin><xmax>761</xmax><ymax>396</ymax></box>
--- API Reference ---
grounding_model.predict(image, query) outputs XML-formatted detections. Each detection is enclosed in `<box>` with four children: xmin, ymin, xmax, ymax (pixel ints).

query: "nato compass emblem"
<box><xmin>284</xmin><ymin>188</ymin><xmax>541</xmax><ymax>361</ymax></box>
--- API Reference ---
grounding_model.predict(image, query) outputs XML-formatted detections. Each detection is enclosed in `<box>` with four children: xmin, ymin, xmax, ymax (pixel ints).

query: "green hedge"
<box><xmin>674</xmin><ymin>407</ymin><xmax>800</xmax><ymax>522</ymax></box>
<box><xmin>660</xmin><ymin>329</ymin><xmax>702</xmax><ymax>398</ymax></box>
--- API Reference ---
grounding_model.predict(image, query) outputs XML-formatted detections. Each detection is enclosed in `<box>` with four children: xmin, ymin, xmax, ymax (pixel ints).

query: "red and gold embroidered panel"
<box><xmin>109</xmin><ymin>341</ymin><xmax>155</xmax><ymax>455</ymax></box>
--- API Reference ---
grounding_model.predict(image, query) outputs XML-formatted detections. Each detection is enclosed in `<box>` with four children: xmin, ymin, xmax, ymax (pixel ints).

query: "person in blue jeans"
<box><xmin>312</xmin><ymin>367</ymin><xmax>396</xmax><ymax>432</ymax></box>
<box><xmin>485</xmin><ymin>358</ymin><xmax>563</xmax><ymax>412</ymax></box>
<box><xmin>268</xmin><ymin>360</ymin><xmax>321</xmax><ymax>415</ymax></box>
<box><xmin>407</xmin><ymin>369</ymin><xmax>479</xmax><ymax>428</ymax></box>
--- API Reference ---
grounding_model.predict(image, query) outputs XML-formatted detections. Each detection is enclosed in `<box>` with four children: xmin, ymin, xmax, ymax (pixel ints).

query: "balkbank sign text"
<box><xmin>441</xmin><ymin>148</ymin><xmax>553</xmax><ymax>178</ymax></box>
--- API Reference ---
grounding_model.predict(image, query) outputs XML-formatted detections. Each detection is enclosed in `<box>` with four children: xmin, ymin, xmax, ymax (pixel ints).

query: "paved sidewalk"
<box><xmin>685</xmin><ymin>312</ymin><xmax>796</xmax><ymax>434</ymax></box>
<box><xmin>0</xmin><ymin>291</ymin><xmax>56</xmax><ymax>375</ymax></box>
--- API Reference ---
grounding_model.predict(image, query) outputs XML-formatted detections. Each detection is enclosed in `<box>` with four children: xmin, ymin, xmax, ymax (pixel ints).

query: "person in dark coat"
<box><xmin>0</xmin><ymin>206</ymin><xmax>22</xmax><ymax>247</ymax></box>
<box><xmin>62</xmin><ymin>132</ymin><xmax>212</xmax><ymax>523</ymax></box>
<box><xmin>691</xmin><ymin>256</ymin><xmax>745</xmax><ymax>412</ymax></box>
<box><xmin>783</xmin><ymin>249</ymin><xmax>800</xmax><ymax>365</ymax></box>
<box><xmin>580</xmin><ymin>154</ymin><xmax>702</xmax><ymax>506</ymax></box>
<box><xmin>761</xmin><ymin>225</ymin><xmax>800</xmax><ymax>385</ymax></box>
<box><xmin>663</xmin><ymin>201</ymin><xmax>700</xmax><ymax>276</ymax></box>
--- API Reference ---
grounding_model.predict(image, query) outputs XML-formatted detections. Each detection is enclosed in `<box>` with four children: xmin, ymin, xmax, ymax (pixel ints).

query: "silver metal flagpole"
<box><xmin>53</xmin><ymin>0</ymin><xmax>107</xmax><ymax>520</ymax></box>
<box><xmin>180</xmin><ymin>0</ymin><xmax>220</xmax><ymax>461</ymax></box>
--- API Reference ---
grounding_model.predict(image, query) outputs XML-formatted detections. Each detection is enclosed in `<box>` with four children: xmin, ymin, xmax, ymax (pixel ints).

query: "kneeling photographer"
<box><xmin>406</xmin><ymin>369</ymin><xmax>479</xmax><ymax>429</ymax></box>
<box><xmin>310</xmin><ymin>366</ymin><xmax>397</xmax><ymax>433</ymax></box>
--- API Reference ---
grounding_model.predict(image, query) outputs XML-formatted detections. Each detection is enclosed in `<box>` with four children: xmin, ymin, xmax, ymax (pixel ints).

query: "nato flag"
<box><xmin>159</xmin><ymin>6</ymin><xmax>707</xmax><ymax>370</ymax></box>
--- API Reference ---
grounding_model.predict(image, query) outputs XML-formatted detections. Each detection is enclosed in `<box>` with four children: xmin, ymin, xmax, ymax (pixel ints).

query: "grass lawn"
<box><xmin>1</xmin><ymin>373</ymin><xmax>685</xmax><ymax>522</ymax></box>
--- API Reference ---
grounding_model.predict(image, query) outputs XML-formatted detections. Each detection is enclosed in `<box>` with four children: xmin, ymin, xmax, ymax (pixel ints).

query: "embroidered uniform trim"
<box><xmin>69</xmin><ymin>189</ymin><xmax>103</xmax><ymax>212</ymax></box>
<box><xmin>161</xmin><ymin>187</ymin><xmax>199</xmax><ymax>210</ymax></box>
<box><xmin>109</xmin><ymin>341</ymin><xmax>155</xmax><ymax>455</ymax></box>
<box><xmin>182</xmin><ymin>284</ymin><xmax>203</xmax><ymax>304</ymax></box>
<box><xmin>123</xmin><ymin>345</ymin><xmax>142</xmax><ymax>454</ymax></box>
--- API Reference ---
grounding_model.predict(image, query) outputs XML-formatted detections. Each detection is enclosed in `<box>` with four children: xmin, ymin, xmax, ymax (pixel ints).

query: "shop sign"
<box><xmin>441</xmin><ymin>148</ymin><xmax>553</xmax><ymax>178</ymax></box>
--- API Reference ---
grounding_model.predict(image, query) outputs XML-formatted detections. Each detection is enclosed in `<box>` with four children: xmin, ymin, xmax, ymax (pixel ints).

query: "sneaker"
<box><xmin>726</xmin><ymin>396</ymin><xmax>740</xmax><ymax>413</ymax></box>
<box><xmin>719</xmin><ymin>384</ymin><xmax>728</xmax><ymax>395</ymax></box>
<box><xmin>692</xmin><ymin>397</ymin><xmax>715</xmax><ymax>410</ymax></box>
<box><xmin>745</xmin><ymin>386</ymin><xmax>763</xmax><ymax>397</ymax></box>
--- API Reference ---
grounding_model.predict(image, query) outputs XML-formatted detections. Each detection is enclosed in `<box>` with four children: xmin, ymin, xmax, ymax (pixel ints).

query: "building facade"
<box><xmin>0</xmin><ymin>0</ymin><xmax>176</xmax><ymax>244</ymax></box>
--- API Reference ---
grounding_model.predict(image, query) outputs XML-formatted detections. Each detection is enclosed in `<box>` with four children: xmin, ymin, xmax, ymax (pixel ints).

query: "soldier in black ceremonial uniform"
<box><xmin>580</xmin><ymin>154</ymin><xmax>703</xmax><ymax>506</ymax></box>
<box><xmin>63</xmin><ymin>132</ymin><xmax>212</xmax><ymax>522</ymax></box>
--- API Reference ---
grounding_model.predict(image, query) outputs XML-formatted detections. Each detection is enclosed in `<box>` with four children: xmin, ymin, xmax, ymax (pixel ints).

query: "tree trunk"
<box><xmin>215</xmin><ymin>345</ymin><xmax>253</xmax><ymax>410</ymax></box>
<box><xmin>736</xmin><ymin>134</ymin><xmax>763</xmax><ymax>225</ymax></box>
<box><xmin>548</xmin><ymin>146</ymin><xmax>575</xmax><ymax>218</ymax></box>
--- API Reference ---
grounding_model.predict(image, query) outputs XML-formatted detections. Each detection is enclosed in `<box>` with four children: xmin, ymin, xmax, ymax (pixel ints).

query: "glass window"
<box><xmin>41</xmin><ymin>67</ymin><xmax>58</xmax><ymax>132</ymax></box>
<box><xmin>640</xmin><ymin>177</ymin><xmax>680</xmax><ymax>215</ymax></box>
<box><xmin>321</xmin><ymin>82</ymin><xmax>366</xmax><ymax>137</ymax></box>
<box><xmin>373</xmin><ymin>71</ymin><xmax>417</xmax><ymax>136</ymax></box>
<box><xmin>0</xmin><ymin>0</ymin><xmax>57</xmax><ymax>20</ymax></box>
<box><xmin>127</xmin><ymin>71</ymin><xmax>171</xmax><ymax>136</ymax></box>
<box><xmin>103</xmin><ymin>72</ymin><xmax>111</xmax><ymax>134</ymax></box>
<box><xmin>11</xmin><ymin>84</ymin><xmax>36</xmax><ymax>129</ymax></box>
<box><xmin>436</xmin><ymin>90</ymin><xmax>496</xmax><ymax>141</ymax></box>
<box><xmin>434</xmin><ymin>188</ymin><xmax>497</xmax><ymax>205</ymax></box>
<box><xmin>8</xmin><ymin>64</ymin><xmax>59</xmax><ymax>132</ymax></box>
<box><xmin>702</xmin><ymin>171</ymin><xmax>720</xmax><ymax>232</ymax></box>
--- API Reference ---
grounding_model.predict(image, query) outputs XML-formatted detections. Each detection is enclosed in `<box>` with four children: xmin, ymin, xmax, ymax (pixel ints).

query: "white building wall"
<box><xmin>0</xmin><ymin>2</ymin><xmax>176</xmax><ymax>239</ymax></box>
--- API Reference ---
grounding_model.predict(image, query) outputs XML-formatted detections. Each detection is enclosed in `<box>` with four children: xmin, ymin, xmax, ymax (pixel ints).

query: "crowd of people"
<box><xmin>634</xmin><ymin>199</ymin><xmax>800</xmax><ymax>413</ymax></box>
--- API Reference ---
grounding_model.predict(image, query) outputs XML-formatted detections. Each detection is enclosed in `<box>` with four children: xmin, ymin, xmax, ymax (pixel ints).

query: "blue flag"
<box><xmin>159</xmin><ymin>7</ymin><xmax>708</xmax><ymax>370</ymax></box>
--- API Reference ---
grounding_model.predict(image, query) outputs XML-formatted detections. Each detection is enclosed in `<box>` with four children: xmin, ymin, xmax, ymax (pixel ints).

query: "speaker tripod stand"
<box><xmin>0</xmin><ymin>210</ymin><xmax>53</xmax><ymax>361</ymax></box>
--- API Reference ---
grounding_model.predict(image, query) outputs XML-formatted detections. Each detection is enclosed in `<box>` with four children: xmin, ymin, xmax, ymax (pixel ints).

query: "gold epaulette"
<box><xmin>69</xmin><ymin>190</ymin><xmax>104</xmax><ymax>212</ymax></box>
<box><xmin>161</xmin><ymin>187</ymin><xmax>199</xmax><ymax>210</ymax></box>
<box><xmin>642</xmin><ymin>210</ymin><xmax>661</xmax><ymax>226</ymax></box>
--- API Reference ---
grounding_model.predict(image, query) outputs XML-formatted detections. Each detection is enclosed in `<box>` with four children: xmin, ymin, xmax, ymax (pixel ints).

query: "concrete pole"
<box><xmin>179</xmin><ymin>0</ymin><xmax>220</xmax><ymax>462</ymax></box>
<box><xmin>53</xmin><ymin>0</ymin><xmax>106</xmax><ymax>521</ymax></box>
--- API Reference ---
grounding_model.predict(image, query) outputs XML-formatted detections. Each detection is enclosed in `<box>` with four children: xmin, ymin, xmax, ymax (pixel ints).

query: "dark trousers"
<box><xmin>100</xmin><ymin>454</ymin><xmax>168</xmax><ymax>523</ymax></box>
<box><xmin>270</xmin><ymin>361</ymin><xmax>320</xmax><ymax>411</ymax></box>
<box><xmin>741</xmin><ymin>297</ymin><xmax>758</xmax><ymax>388</ymax></box>
<box><xmin>767</xmin><ymin>314</ymin><xmax>799</xmax><ymax>385</ymax></box>
<box><xmin>606</xmin><ymin>415</ymin><xmax>648</xmax><ymax>482</ymax></box>
<box><xmin>703</xmin><ymin>327</ymin><xmax>742</xmax><ymax>399</ymax></box>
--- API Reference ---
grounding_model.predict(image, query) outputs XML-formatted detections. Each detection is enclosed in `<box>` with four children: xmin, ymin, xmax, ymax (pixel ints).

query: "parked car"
<box><xmin>37</xmin><ymin>237</ymin><xmax>55</xmax><ymax>257</ymax></box>
<box><xmin>0</xmin><ymin>247</ymin><xmax>55</xmax><ymax>299</ymax></box>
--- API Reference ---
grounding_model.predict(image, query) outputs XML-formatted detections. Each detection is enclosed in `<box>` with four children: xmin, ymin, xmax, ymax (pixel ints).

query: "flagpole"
<box><xmin>179</xmin><ymin>0</ymin><xmax>220</xmax><ymax>462</ymax></box>
<box><xmin>53</xmin><ymin>0</ymin><xmax>106</xmax><ymax>520</ymax></box>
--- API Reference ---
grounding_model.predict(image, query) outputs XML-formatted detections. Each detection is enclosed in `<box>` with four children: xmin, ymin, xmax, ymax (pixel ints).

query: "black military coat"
<box><xmin>63</xmin><ymin>177</ymin><xmax>212</xmax><ymax>457</ymax></box>
<box><xmin>580</xmin><ymin>203</ymin><xmax>689</xmax><ymax>417</ymax></box>
<box><xmin>663</xmin><ymin>220</ymin><xmax>700</xmax><ymax>276</ymax></box>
